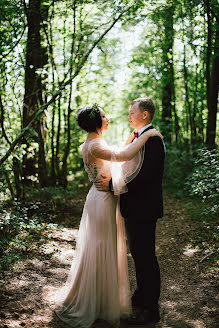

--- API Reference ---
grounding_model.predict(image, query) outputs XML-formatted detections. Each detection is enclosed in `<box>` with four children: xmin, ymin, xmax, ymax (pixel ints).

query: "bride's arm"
<box><xmin>91</xmin><ymin>129</ymin><xmax>162</xmax><ymax>162</ymax></box>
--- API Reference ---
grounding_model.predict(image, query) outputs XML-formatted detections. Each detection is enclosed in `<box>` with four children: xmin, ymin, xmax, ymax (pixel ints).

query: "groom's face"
<box><xmin>128</xmin><ymin>103</ymin><xmax>146</xmax><ymax>130</ymax></box>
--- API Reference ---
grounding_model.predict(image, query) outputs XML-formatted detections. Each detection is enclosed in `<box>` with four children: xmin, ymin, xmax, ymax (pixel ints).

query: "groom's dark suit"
<box><xmin>120</xmin><ymin>125</ymin><xmax>165</xmax><ymax>311</ymax></box>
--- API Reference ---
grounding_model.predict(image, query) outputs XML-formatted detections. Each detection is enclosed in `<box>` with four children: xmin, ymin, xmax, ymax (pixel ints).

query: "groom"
<box><xmin>96</xmin><ymin>97</ymin><xmax>165</xmax><ymax>324</ymax></box>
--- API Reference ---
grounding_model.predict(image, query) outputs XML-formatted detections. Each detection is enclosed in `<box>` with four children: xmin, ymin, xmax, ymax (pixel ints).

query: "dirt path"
<box><xmin>0</xmin><ymin>194</ymin><xmax>218</xmax><ymax>328</ymax></box>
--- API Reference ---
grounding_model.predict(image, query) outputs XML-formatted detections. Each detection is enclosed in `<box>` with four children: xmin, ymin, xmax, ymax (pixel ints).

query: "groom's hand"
<box><xmin>95</xmin><ymin>175</ymin><xmax>110</xmax><ymax>192</ymax></box>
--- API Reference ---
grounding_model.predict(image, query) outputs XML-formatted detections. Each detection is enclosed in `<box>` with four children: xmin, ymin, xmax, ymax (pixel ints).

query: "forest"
<box><xmin>0</xmin><ymin>0</ymin><xmax>218</xmax><ymax>327</ymax></box>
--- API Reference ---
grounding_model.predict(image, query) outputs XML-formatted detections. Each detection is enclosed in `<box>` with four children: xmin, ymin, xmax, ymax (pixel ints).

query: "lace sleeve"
<box><xmin>88</xmin><ymin>131</ymin><xmax>159</xmax><ymax>195</ymax></box>
<box><xmin>88</xmin><ymin>139</ymin><xmax>145</xmax><ymax>195</ymax></box>
<box><xmin>89</xmin><ymin>132</ymin><xmax>151</xmax><ymax>162</ymax></box>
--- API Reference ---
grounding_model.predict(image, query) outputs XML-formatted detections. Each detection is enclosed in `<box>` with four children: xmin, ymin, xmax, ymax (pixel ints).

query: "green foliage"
<box><xmin>164</xmin><ymin>145</ymin><xmax>218</xmax><ymax>266</ymax></box>
<box><xmin>164</xmin><ymin>144</ymin><xmax>218</xmax><ymax>198</ymax></box>
<box><xmin>0</xmin><ymin>0</ymin><xmax>25</xmax><ymax>60</ymax></box>
<box><xmin>0</xmin><ymin>173</ymin><xmax>90</xmax><ymax>271</ymax></box>
<box><xmin>0</xmin><ymin>201</ymin><xmax>60</xmax><ymax>271</ymax></box>
<box><xmin>185</xmin><ymin>148</ymin><xmax>219</xmax><ymax>220</ymax></box>
<box><xmin>163</xmin><ymin>144</ymin><xmax>196</xmax><ymax>196</ymax></box>
<box><xmin>186</xmin><ymin>148</ymin><xmax>219</xmax><ymax>201</ymax></box>
<box><xmin>164</xmin><ymin>145</ymin><xmax>219</xmax><ymax>218</ymax></box>
<box><xmin>0</xmin><ymin>0</ymin><xmax>218</xmax><ymax>198</ymax></box>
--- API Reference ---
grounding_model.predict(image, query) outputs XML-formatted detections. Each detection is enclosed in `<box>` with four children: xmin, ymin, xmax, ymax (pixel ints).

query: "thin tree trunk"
<box><xmin>12</xmin><ymin>157</ymin><xmax>23</xmax><ymax>200</ymax></box>
<box><xmin>46</xmin><ymin>1</ymin><xmax>57</xmax><ymax>184</ymax></box>
<box><xmin>205</xmin><ymin>0</ymin><xmax>212</xmax><ymax>124</ymax></box>
<box><xmin>161</xmin><ymin>5</ymin><xmax>174</xmax><ymax>143</ymax></box>
<box><xmin>192</xmin><ymin>64</ymin><xmax>198</xmax><ymax>141</ymax></box>
<box><xmin>183</xmin><ymin>43</ymin><xmax>193</xmax><ymax>142</ymax></box>
<box><xmin>0</xmin><ymin>94</ymin><xmax>11</xmax><ymax>145</ymax></box>
<box><xmin>170</xmin><ymin>50</ymin><xmax>180</xmax><ymax>144</ymax></box>
<box><xmin>22</xmin><ymin>0</ymin><xmax>48</xmax><ymax>186</ymax></box>
<box><xmin>181</xmin><ymin>4</ymin><xmax>194</xmax><ymax>144</ymax></box>
<box><xmin>4</xmin><ymin>170</ymin><xmax>14</xmax><ymax>199</ymax></box>
<box><xmin>198</xmin><ymin>62</ymin><xmax>206</xmax><ymax>141</ymax></box>
<box><xmin>206</xmin><ymin>16</ymin><xmax>219</xmax><ymax>146</ymax></box>
<box><xmin>59</xmin><ymin>0</ymin><xmax>77</xmax><ymax>187</ymax></box>
<box><xmin>55</xmin><ymin>95</ymin><xmax>61</xmax><ymax>176</ymax></box>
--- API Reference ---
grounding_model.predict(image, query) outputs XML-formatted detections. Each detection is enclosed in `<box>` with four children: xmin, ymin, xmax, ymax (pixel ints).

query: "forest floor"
<box><xmin>0</xmin><ymin>190</ymin><xmax>218</xmax><ymax>328</ymax></box>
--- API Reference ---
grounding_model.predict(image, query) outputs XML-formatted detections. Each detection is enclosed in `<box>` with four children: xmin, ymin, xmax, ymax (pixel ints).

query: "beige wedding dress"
<box><xmin>54</xmin><ymin>139</ymin><xmax>132</xmax><ymax>328</ymax></box>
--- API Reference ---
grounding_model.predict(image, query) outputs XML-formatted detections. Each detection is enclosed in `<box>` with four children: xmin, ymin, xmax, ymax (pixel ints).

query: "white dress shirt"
<box><xmin>137</xmin><ymin>123</ymin><xmax>152</xmax><ymax>137</ymax></box>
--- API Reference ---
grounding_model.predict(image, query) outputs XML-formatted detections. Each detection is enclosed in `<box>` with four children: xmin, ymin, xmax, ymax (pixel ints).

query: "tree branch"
<box><xmin>0</xmin><ymin>5</ymin><xmax>133</xmax><ymax>165</ymax></box>
<box><xmin>0</xmin><ymin>25</ymin><xmax>26</xmax><ymax>61</ymax></box>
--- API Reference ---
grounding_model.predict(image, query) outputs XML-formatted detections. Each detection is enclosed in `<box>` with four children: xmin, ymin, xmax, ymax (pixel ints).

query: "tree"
<box><xmin>160</xmin><ymin>4</ymin><xmax>175</xmax><ymax>143</ymax></box>
<box><xmin>22</xmin><ymin>0</ymin><xmax>49</xmax><ymax>187</ymax></box>
<box><xmin>0</xmin><ymin>0</ymin><xmax>134</xmax><ymax>171</ymax></box>
<box><xmin>205</xmin><ymin>0</ymin><xmax>219</xmax><ymax>146</ymax></box>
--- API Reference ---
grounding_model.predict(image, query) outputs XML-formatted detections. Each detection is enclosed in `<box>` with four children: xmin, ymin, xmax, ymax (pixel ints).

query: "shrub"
<box><xmin>186</xmin><ymin>148</ymin><xmax>219</xmax><ymax>201</ymax></box>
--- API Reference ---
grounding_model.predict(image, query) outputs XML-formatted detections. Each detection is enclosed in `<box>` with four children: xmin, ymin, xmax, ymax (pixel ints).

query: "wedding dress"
<box><xmin>54</xmin><ymin>138</ymin><xmax>133</xmax><ymax>328</ymax></box>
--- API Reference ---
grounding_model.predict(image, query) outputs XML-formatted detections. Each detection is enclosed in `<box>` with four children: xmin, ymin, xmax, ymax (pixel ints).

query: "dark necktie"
<box><xmin>134</xmin><ymin>131</ymin><xmax>138</xmax><ymax>139</ymax></box>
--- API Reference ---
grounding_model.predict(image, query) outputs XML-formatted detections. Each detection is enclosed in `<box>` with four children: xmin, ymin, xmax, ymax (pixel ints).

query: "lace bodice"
<box><xmin>81</xmin><ymin>139</ymin><xmax>111</xmax><ymax>183</ymax></box>
<box><xmin>83</xmin><ymin>162</ymin><xmax>98</xmax><ymax>182</ymax></box>
<box><xmin>80</xmin><ymin>136</ymin><xmax>146</xmax><ymax>194</ymax></box>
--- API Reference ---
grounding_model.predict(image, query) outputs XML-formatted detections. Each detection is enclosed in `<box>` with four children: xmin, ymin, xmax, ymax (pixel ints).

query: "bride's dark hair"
<box><xmin>76</xmin><ymin>105</ymin><xmax>102</xmax><ymax>132</ymax></box>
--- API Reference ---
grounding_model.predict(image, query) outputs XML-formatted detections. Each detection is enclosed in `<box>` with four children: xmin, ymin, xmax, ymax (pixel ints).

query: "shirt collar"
<box><xmin>137</xmin><ymin>123</ymin><xmax>152</xmax><ymax>137</ymax></box>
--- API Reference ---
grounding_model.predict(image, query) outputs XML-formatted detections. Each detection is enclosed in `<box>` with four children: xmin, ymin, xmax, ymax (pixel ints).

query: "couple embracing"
<box><xmin>54</xmin><ymin>97</ymin><xmax>166</xmax><ymax>327</ymax></box>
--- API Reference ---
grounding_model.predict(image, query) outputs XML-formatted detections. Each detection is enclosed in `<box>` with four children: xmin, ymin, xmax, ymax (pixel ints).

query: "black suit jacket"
<box><xmin>118</xmin><ymin>126</ymin><xmax>165</xmax><ymax>221</ymax></box>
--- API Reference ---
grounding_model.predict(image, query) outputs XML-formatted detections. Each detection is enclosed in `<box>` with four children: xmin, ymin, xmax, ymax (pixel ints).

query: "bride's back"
<box><xmin>81</xmin><ymin>139</ymin><xmax>111</xmax><ymax>183</ymax></box>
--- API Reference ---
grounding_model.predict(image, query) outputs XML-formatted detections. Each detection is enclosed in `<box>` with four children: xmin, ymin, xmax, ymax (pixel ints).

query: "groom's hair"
<box><xmin>131</xmin><ymin>97</ymin><xmax>155</xmax><ymax>120</ymax></box>
<box><xmin>76</xmin><ymin>106</ymin><xmax>102</xmax><ymax>132</ymax></box>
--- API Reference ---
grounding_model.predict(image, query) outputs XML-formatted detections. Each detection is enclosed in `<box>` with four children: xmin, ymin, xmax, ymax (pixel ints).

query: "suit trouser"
<box><xmin>125</xmin><ymin>217</ymin><xmax>160</xmax><ymax>310</ymax></box>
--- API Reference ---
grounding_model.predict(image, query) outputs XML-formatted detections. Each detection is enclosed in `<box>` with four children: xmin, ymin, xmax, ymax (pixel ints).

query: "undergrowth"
<box><xmin>0</xmin><ymin>181</ymin><xmax>89</xmax><ymax>272</ymax></box>
<box><xmin>164</xmin><ymin>145</ymin><xmax>218</xmax><ymax>268</ymax></box>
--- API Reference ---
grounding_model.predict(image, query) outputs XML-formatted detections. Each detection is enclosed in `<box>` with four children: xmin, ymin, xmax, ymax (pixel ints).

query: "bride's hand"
<box><xmin>146</xmin><ymin>128</ymin><xmax>163</xmax><ymax>139</ymax></box>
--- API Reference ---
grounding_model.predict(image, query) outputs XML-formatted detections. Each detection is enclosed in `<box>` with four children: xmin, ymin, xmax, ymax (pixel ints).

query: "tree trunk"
<box><xmin>192</xmin><ymin>64</ymin><xmax>198</xmax><ymax>141</ymax></box>
<box><xmin>181</xmin><ymin>6</ymin><xmax>194</xmax><ymax>144</ymax></box>
<box><xmin>55</xmin><ymin>94</ymin><xmax>61</xmax><ymax>176</ymax></box>
<box><xmin>59</xmin><ymin>0</ymin><xmax>77</xmax><ymax>187</ymax></box>
<box><xmin>170</xmin><ymin>50</ymin><xmax>180</xmax><ymax>144</ymax></box>
<box><xmin>206</xmin><ymin>16</ymin><xmax>219</xmax><ymax>146</ymax></box>
<box><xmin>161</xmin><ymin>5</ymin><xmax>174</xmax><ymax>143</ymax></box>
<box><xmin>12</xmin><ymin>157</ymin><xmax>23</xmax><ymax>200</ymax></box>
<box><xmin>22</xmin><ymin>0</ymin><xmax>48</xmax><ymax>186</ymax></box>
<box><xmin>4</xmin><ymin>170</ymin><xmax>14</xmax><ymax>199</ymax></box>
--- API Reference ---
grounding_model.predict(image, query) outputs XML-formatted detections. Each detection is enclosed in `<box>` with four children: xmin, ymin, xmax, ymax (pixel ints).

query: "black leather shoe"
<box><xmin>127</xmin><ymin>308</ymin><xmax>160</xmax><ymax>325</ymax></box>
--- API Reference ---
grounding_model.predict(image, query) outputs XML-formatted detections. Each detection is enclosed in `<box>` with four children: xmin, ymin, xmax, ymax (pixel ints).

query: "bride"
<box><xmin>54</xmin><ymin>104</ymin><xmax>162</xmax><ymax>328</ymax></box>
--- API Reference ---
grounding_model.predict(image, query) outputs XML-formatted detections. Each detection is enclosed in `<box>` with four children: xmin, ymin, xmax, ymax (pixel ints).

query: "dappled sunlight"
<box><xmin>1</xmin><ymin>194</ymin><xmax>217</xmax><ymax>327</ymax></box>
<box><xmin>42</xmin><ymin>285</ymin><xmax>61</xmax><ymax>309</ymax></box>
<box><xmin>48</xmin><ymin>227</ymin><xmax>79</xmax><ymax>242</ymax></box>
<box><xmin>1</xmin><ymin>0</ymin><xmax>218</xmax><ymax>327</ymax></box>
<box><xmin>168</xmin><ymin>284</ymin><xmax>181</xmax><ymax>292</ymax></box>
<box><xmin>185</xmin><ymin>319</ymin><xmax>206</xmax><ymax>328</ymax></box>
<box><xmin>161</xmin><ymin>301</ymin><xmax>207</xmax><ymax>328</ymax></box>
<box><xmin>183</xmin><ymin>245</ymin><xmax>199</xmax><ymax>257</ymax></box>
<box><xmin>162</xmin><ymin>300</ymin><xmax>178</xmax><ymax>310</ymax></box>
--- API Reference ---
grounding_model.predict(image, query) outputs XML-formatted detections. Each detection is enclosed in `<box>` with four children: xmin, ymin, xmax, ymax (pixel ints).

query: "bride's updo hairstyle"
<box><xmin>76</xmin><ymin>104</ymin><xmax>102</xmax><ymax>132</ymax></box>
